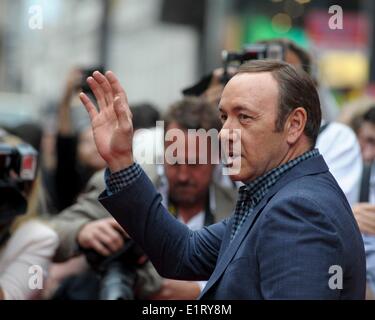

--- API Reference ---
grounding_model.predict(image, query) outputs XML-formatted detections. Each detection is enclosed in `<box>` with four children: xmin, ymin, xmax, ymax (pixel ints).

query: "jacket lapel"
<box><xmin>199</xmin><ymin>187</ymin><xmax>275</xmax><ymax>298</ymax></box>
<box><xmin>199</xmin><ymin>155</ymin><xmax>329</xmax><ymax>299</ymax></box>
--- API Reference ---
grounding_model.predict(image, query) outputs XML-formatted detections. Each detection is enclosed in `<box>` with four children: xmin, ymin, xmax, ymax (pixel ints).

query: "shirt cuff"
<box><xmin>105</xmin><ymin>163</ymin><xmax>142</xmax><ymax>195</ymax></box>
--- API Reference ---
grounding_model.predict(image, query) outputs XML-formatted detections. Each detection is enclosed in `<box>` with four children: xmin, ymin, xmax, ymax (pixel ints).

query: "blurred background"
<box><xmin>0</xmin><ymin>0</ymin><xmax>374</xmax><ymax>126</ymax></box>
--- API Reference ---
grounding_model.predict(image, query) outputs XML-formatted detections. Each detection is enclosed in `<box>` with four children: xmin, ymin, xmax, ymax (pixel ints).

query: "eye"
<box><xmin>220</xmin><ymin>114</ymin><xmax>228</xmax><ymax>122</ymax></box>
<box><xmin>238</xmin><ymin>114</ymin><xmax>252</xmax><ymax>121</ymax></box>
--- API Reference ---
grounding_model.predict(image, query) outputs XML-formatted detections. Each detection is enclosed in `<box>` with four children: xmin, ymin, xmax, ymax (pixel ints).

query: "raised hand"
<box><xmin>80</xmin><ymin>71</ymin><xmax>134</xmax><ymax>172</ymax></box>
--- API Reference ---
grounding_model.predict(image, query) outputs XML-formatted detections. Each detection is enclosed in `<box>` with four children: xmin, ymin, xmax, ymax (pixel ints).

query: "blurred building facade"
<box><xmin>1</xmin><ymin>0</ymin><xmax>375</xmax><ymax>126</ymax></box>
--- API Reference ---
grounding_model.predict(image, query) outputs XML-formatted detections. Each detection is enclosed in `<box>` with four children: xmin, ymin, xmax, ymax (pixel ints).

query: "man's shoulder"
<box><xmin>274</xmin><ymin>170</ymin><xmax>344</xmax><ymax>206</ymax></box>
<box><xmin>267</xmin><ymin>170</ymin><xmax>352</xmax><ymax>227</ymax></box>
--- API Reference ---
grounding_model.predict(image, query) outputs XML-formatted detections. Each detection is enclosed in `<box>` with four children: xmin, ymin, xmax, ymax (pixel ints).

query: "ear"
<box><xmin>284</xmin><ymin>107</ymin><xmax>307</xmax><ymax>144</ymax></box>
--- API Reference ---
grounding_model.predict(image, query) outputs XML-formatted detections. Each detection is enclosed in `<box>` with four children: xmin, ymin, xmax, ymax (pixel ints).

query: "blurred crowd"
<box><xmin>2</xmin><ymin>37</ymin><xmax>375</xmax><ymax>300</ymax></box>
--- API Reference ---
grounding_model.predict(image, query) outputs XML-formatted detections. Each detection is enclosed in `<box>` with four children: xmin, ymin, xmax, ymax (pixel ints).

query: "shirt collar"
<box><xmin>239</xmin><ymin>148</ymin><xmax>320</xmax><ymax>205</ymax></box>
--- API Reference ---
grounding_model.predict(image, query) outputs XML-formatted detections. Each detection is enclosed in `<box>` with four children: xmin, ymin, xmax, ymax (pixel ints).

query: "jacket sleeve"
<box><xmin>50</xmin><ymin>170</ymin><xmax>109</xmax><ymax>262</ymax></box>
<box><xmin>99</xmin><ymin>169</ymin><xmax>227</xmax><ymax>281</ymax></box>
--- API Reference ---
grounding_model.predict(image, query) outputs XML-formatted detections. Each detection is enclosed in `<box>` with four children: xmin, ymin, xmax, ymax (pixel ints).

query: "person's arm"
<box><xmin>0</xmin><ymin>288</ymin><xmax>4</xmax><ymax>300</ymax></box>
<box><xmin>55</xmin><ymin>134</ymin><xmax>79</xmax><ymax>211</ymax></box>
<box><xmin>79</xmin><ymin>71</ymin><xmax>226</xmax><ymax>279</ymax></box>
<box><xmin>57</xmin><ymin>69</ymin><xmax>82</xmax><ymax>136</ymax></box>
<box><xmin>50</xmin><ymin>170</ymin><xmax>111</xmax><ymax>261</ymax></box>
<box><xmin>54</xmin><ymin>69</ymin><xmax>83</xmax><ymax>210</ymax></box>
<box><xmin>99</xmin><ymin>165</ymin><xmax>227</xmax><ymax>280</ymax></box>
<box><xmin>150</xmin><ymin>279</ymin><xmax>201</xmax><ymax>300</ymax></box>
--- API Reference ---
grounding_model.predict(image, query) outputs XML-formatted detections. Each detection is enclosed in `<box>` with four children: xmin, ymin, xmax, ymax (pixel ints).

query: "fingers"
<box><xmin>114</xmin><ymin>96</ymin><xmax>133</xmax><ymax>129</ymax></box>
<box><xmin>105</xmin><ymin>71</ymin><xmax>128</xmax><ymax>104</ymax></box>
<box><xmin>83</xmin><ymin>70</ymin><xmax>132</xmax><ymax>125</ymax></box>
<box><xmin>83</xmin><ymin>227</ymin><xmax>123</xmax><ymax>255</ymax></box>
<box><xmin>87</xmin><ymin>76</ymin><xmax>107</xmax><ymax>111</ymax></box>
<box><xmin>79</xmin><ymin>92</ymin><xmax>98</xmax><ymax>121</ymax></box>
<box><xmin>78</xmin><ymin>218</ymin><xmax>126</xmax><ymax>255</ymax></box>
<box><xmin>107</xmin><ymin>218</ymin><xmax>128</xmax><ymax>237</ymax></box>
<box><xmin>358</xmin><ymin>212</ymin><xmax>375</xmax><ymax>229</ymax></box>
<box><xmin>106</xmin><ymin>70</ymin><xmax>133</xmax><ymax>125</ymax></box>
<box><xmin>357</xmin><ymin>219</ymin><xmax>375</xmax><ymax>235</ymax></box>
<box><xmin>92</xmin><ymin>71</ymin><xmax>114</xmax><ymax>107</ymax></box>
<box><xmin>353</xmin><ymin>204</ymin><xmax>375</xmax><ymax>234</ymax></box>
<box><xmin>355</xmin><ymin>203</ymin><xmax>375</xmax><ymax>211</ymax></box>
<box><xmin>363</xmin><ymin>204</ymin><xmax>375</xmax><ymax>213</ymax></box>
<box><xmin>91</xmin><ymin>239</ymin><xmax>111</xmax><ymax>256</ymax></box>
<box><xmin>96</xmin><ymin>230</ymin><xmax>124</xmax><ymax>253</ymax></box>
<box><xmin>99</xmin><ymin>223</ymin><xmax>125</xmax><ymax>250</ymax></box>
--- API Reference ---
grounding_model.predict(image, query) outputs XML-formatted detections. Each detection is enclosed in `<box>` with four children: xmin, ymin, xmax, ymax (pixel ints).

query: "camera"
<box><xmin>221</xmin><ymin>43</ymin><xmax>285</xmax><ymax>84</ymax></box>
<box><xmin>82</xmin><ymin>239</ymin><xmax>146</xmax><ymax>300</ymax></box>
<box><xmin>0</xmin><ymin>130</ymin><xmax>38</xmax><ymax>225</ymax></box>
<box><xmin>182</xmin><ymin>43</ymin><xmax>285</xmax><ymax>96</ymax></box>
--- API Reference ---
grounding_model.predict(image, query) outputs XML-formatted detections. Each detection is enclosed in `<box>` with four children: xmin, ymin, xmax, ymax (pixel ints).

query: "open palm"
<box><xmin>80</xmin><ymin>71</ymin><xmax>134</xmax><ymax>172</ymax></box>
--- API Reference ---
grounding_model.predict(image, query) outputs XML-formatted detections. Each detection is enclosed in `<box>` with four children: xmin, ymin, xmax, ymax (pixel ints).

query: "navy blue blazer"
<box><xmin>99</xmin><ymin>155</ymin><xmax>366</xmax><ymax>299</ymax></box>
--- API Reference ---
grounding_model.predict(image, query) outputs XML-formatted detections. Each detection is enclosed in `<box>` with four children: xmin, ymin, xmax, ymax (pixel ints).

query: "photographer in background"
<box><xmin>54</xmin><ymin>68</ymin><xmax>107</xmax><ymax>212</ymax></box>
<box><xmin>0</xmin><ymin>129</ymin><xmax>58</xmax><ymax>300</ymax></box>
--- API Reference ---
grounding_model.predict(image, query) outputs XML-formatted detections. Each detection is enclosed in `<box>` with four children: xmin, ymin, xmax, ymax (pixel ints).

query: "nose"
<box><xmin>177</xmin><ymin>164</ymin><xmax>189</xmax><ymax>182</ymax></box>
<box><xmin>219</xmin><ymin>120</ymin><xmax>242</xmax><ymax>163</ymax></box>
<box><xmin>218</xmin><ymin>117</ymin><xmax>234</xmax><ymax>142</ymax></box>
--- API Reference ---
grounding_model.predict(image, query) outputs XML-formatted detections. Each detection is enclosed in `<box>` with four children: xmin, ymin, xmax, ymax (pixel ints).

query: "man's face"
<box><xmin>164</xmin><ymin>123</ymin><xmax>215</xmax><ymax>206</ymax></box>
<box><xmin>219</xmin><ymin>72</ymin><xmax>289</xmax><ymax>182</ymax></box>
<box><xmin>357</xmin><ymin>121</ymin><xmax>375</xmax><ymax>163</ymax></box>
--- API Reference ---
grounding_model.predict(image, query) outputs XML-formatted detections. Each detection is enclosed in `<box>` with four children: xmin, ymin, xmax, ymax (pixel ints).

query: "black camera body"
<box><xmin>221</xmin><ymin>43</ymin><xmax>285</xmax><ymax>84</ymax></box>
<box><xmin>83</xmin><ymin>239</ymin><xmax>146</xmax><ymax>300</ymax></box>
<box><xmin>182</xmin><ymin>43</ymin><xmax>285</xmax><ymax>96</ymax></box>
<box><xmin>0</xmin><ymin>130</ymin><xmax>38</xmax><ymax>224</ymax></box>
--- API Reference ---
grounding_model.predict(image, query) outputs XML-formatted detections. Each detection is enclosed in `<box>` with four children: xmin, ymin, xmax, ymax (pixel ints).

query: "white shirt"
<box><xmin>316</xmin><ymin>122</ymin><xmax>362</xmax><ymax>206</ymax></box>
<box><xmin>369</xmin><ymin>164</ymin><xmax>375</xmax><ymax>204</ymax></box>
<box><xmin>178</xmin><ymin>211</ymin><xmax>205</xmax><ymax>231</ymax></box>
<box><xmin>0</xmin><ymin>220</ymin><xmax>58</xmax><ymax>300</ymax></box>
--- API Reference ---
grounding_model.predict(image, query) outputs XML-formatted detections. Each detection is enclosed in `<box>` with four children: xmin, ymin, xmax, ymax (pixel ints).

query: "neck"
<box><xmin>277</xmin><ymin>140</ymin><xmax>312</xmax><ymax>168</ymax></box>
